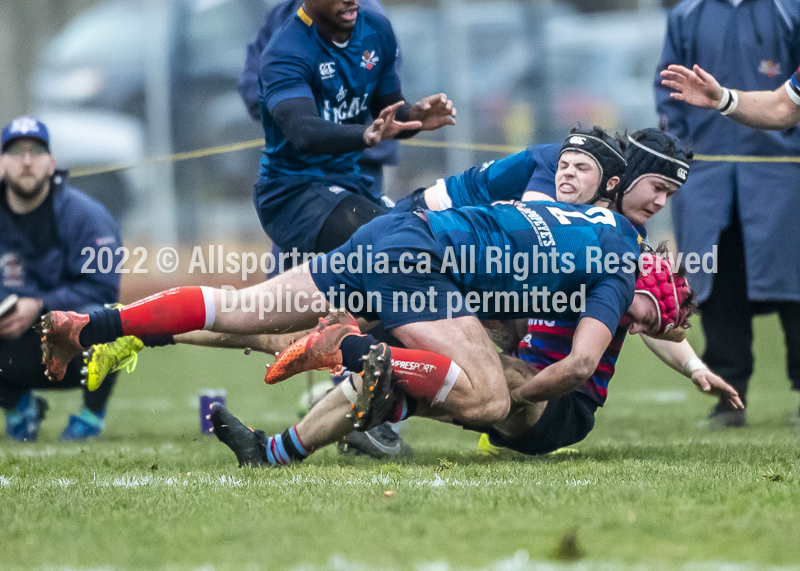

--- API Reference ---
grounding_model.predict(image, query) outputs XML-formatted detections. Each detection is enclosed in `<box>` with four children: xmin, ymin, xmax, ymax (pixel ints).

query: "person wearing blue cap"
<box><xmin>0</xmin><ymin>116</ymin><xmax>123</xmax><ymax>442</ymax></box>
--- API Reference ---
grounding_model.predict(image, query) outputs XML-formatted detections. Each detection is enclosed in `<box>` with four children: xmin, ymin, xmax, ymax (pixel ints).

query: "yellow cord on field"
<box><xmin>66</xmin><ymin>138</ymin><xmax>800</xmax><ymax>179</ymax></box>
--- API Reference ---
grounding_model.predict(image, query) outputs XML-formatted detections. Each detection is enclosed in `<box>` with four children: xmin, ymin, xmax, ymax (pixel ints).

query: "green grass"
<box><xmin>2</xmin><ymin>315</ymin><xmax>799</xmax><ymax>570</ymax></box>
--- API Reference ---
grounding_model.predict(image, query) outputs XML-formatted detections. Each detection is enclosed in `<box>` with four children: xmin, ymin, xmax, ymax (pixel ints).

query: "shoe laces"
<box><xmin>112</xmin><ymin>351</ymin><xmax>139</xmax><ymax>374</ymax></box>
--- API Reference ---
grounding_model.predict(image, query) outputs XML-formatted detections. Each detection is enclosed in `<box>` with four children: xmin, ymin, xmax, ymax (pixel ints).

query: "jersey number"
<box><xmin>546</xmin><ymin>206</ymin><xmax>617</xmax><ymax>227</ymax></box>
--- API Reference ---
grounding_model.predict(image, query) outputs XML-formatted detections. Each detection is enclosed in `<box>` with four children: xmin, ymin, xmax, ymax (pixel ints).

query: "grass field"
<box><xmin>2</xmin><ymin>315</ymin><xmax>800</xmax><ymax>570</ymax></box>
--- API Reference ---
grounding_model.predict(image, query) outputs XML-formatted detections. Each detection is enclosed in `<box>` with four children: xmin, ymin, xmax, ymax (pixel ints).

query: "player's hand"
<box><xmin>363</xmin><ymin>101</ymin><xmax>423</xmax><ymax>147</ymax></box>
<box><xmin>0</xmin><ymin>297</ymin><xmax>43</xmax><ymax>340</ymax></box>
<box><xmin>660</xmin><ymin>64</ymin><xmax>725</xmax><ymax>109</ymax></box>
<box><xmin>691</xmin><ymin>368</ymin><xmax>744</xmax><ymax>410</ymax></box>
<box><xmin>409</xmin><ymin>93</ymin><xmax>457</xmax><ymax>131</ymax></box>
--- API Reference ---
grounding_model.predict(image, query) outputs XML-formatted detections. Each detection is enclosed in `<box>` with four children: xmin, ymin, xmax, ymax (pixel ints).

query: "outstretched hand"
<box><xmin>660</xmin><ymin>64</ymin><xmax>725</xmax><ymax>109</ymax></box>
<box><xmin>409</xmin><ymin>93</ymin><xmax>457</xmax><ymax>131</ymax></box>
<box><xmin>691</xmin><ymin>368</ymin><xmax>744</xmax><ymax>410</ymax></box>
<box><xmin>363</xmin><ymin>101</ymin><xmax>423</xmax><ymax>147</ymax></box>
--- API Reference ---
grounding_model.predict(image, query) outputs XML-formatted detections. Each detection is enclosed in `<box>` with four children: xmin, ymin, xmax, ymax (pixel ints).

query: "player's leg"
<box><xmin>391</xmin><ymin>317</ymin><xmax>510</xmax><ymax>426</ymax></box>
<box><xmin>314</xmin><ymin>193</ymin><xmax>388</xmax><ymax>252</ymax></box>
<box><xmin>209</xmin><ymin>372</ymin><xmax>363</xmax><ymax>467</ymax></box>
<box><xmin>701</xmin><ymin>213</ymin><xmax>752</xmax><ymax>426</ymax></box>
<box><xmin>776</xmin><ymin>301</ymin><xmax>800</xmax><ymax>423</ymax></box>
<box><xmin>41</xmin><ymin>266</ymin><xmax>329</xmax><ymax>380</ymax></box>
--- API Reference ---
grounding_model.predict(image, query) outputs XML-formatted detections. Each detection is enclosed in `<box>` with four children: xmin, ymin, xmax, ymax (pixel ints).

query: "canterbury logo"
<box><xmin>392</xmin><ymin>360</ymin><xmax>437</xmax><ymax>374</ymax></box>
<box><xmin>677</xmin><ymin>168</ymin><xmax>688</xmax><ymax>181</ymax></box>
<box><xmin>319</xmin><ymin>62</ymin><xmax>336</xmax><ymax>79</ymax></box>
<box><xmin>569</xmin><ymin>136</ymin><xmax>586</xmax><ymax>145</ymax></box>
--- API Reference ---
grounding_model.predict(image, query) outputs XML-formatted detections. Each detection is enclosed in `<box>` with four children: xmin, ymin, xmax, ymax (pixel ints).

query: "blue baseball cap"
<box><xmin>2</xmin><ymin>116</ymin><xmax>50</xmax><ymax>153</ymax></box>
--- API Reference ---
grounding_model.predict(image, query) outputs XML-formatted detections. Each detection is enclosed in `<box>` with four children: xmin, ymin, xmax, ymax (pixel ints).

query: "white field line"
<box><xmin>285</xmin><ymin>552</ymin><xmax>800</xmax><ymax>571</ymax></box>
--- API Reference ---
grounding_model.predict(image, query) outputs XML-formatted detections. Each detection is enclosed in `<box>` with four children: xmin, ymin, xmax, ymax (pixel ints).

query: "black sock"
<box><xmin>78</xmin><ymin>308</ymin><xmax>124</xmax><ymax>348</ymax></box>
<box><xmin>340</xmin><ymin>334</ymin><xmax>379</xmax><ymax>373</ymax></box>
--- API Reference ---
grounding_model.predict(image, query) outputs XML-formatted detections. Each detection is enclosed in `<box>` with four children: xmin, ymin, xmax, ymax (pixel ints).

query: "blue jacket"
<box><xmin>237</xmin><ymin>0</ymin><xmax>398</xmax><ymax>168</ymax></box>
<box><xmin>655</xmin><ymin>0</ymin><xmax>800</xmax><ymax>302</ymax></box>
<box><xmin>0</xmin><ymin>172</ymin><xmax>122</xmax><ymax>311</ymax></box>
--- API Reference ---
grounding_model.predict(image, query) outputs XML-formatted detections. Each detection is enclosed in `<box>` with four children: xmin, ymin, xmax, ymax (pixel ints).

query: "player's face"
<box><xmin>1</xmin><ymin>139</ymin><xmax>56</xmax><ymax>201</ymax></box>
<box><xmin>621</xmin><ymin>176</ymin><xmax>679</xmax><ymax>226</ymax></box>
<box><xmin>622</xmin><ymin>293</ymin><xmax>660</xmax><ymax>336</ymax></box>
<box><xmin>305</xmin><ymin>0</ymin><xmax>359</xmax><ymax>34</ymax></box>
<box><xmin>555</xmin><ymin>151</ymin><xmax>601</xmax><ymax>204</ymax></box>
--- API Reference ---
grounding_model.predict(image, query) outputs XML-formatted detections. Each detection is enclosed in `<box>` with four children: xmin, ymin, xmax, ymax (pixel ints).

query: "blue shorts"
<box><xmin>483</xmin><ymin>390</ymin><xmax>597</xmax><ymax>456</ymax></box>
<box><xmin>254</xmin><ymin>174</ymin><xmax>376</xmax><ymax>253</ymax></box>
<box><xmin>309</xmin><ymin>211</ymin><xmax>475</xmax><ymax>330</ymax></box>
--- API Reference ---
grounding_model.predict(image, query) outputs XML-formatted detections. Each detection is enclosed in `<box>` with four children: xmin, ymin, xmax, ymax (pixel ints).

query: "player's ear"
<box><xmin>606</xmin><ymin>176</ymin><xmax>621</xmax><ymax>191</ymax></box>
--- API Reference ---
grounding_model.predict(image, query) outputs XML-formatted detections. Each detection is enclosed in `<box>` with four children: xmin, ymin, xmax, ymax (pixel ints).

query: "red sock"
<box><xmin>390</xmin><ymin>347</ymin><xmax>462</xmax><ymax>406</ymax></box>
<box><xmin>120</xmin><ymin>287</ymin><xmax>214</xmax><ymax>338</ymax></box>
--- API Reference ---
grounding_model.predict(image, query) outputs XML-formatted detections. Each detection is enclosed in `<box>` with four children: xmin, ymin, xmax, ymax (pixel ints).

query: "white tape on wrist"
<box><xmin>715</xmin><ymin>88</ymin><xmax>730</xmax><ymax>110</ymax></box>
<box><xmin>683</xmin><ymin>358</ymin><xmax>708</xmax><ymax>377</ymax></box>
<box><xmin>784</xmin><ymin>80</ymin><xmax>800</xmax><ymax>106</ymax></box>
<box><xmin>720</xmin><ymin>90</ymin><xmax>739</xmax><ymax>115</ymax></box>
<box><xmin>340</xmin><ymin>373</ymin><xmax>359</xmax><ymax>404</ymax></box>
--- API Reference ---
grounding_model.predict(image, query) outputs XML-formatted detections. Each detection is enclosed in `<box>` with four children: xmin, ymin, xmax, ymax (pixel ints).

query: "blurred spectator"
<box><xmin>655</xmin><ymin>0</ymin><xmax>800</xmax><ymax>426</ymax></box>
<box><xmin>0</xmin><ymin>117</ymin><xmax>123</xmax><ymax>442</ymax></box>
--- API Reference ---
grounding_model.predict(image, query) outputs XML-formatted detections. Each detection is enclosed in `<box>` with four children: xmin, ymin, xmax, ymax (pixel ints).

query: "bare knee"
<box><xmin>449</xmin><ymin>372</ymin><xmax>511</xmax><ymax>425</ymax></box>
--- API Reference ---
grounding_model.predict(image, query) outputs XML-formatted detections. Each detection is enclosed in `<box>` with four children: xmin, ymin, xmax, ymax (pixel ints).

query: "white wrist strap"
<box><xmin>719</xmin><ymin>88</ymin><xmax>739</xmax><ymax>115</ymax></box>
<box><xmin>683</xmin><ymin>358</ymin><xmax>708</xmax><ymax>377</ymax></box>
<box><xmin>715</xmin><ymin>88</ymin><xmax>731</xmax><ymax>110</ymax></box>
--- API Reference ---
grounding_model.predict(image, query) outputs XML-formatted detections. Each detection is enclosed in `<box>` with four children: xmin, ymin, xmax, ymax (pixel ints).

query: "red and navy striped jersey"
<box><xmin>516</xmin><ymin>319</ymin><xmax>627</xmax><ymax>406</ymax></box>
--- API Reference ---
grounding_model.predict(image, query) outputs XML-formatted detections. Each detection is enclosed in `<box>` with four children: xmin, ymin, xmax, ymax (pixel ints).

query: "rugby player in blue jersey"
<box><xmin>254</xmin><ymin>0</ymin><xmax>455</xmax><ymax>255</ymax></box>
<box><xmin>186</xmin><ymin>130</ymin><xmax>739</xmax><ymax>466</ymax></box>
<box><xmin>42</xmin><ymin>166</ymin><xmax>709</xmax><ymax>466</ymax></box>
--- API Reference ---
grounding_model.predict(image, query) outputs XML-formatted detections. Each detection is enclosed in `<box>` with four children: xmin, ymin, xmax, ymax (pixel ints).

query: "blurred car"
<box><xmin>32</xmin><ymin>0</ymin><xmax>274</xmax><ymax>242</ymax></box>
<box><xmin>388</xmin><ymin>4</ymin><xmax>665</xmax><ymax>190</ymax></box>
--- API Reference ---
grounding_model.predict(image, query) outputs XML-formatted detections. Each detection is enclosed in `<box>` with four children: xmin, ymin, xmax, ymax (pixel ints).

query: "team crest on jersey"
<box><xmin>319</xmin><ymin>62</ymin><xmax>336</xmax><ymax>80</ymax></box>
<box><xmin>759</xmin><ymin>60</ymin><xmax>782</xmax><ymax>78</ymax></box>
<box><xmin>361</xmin><ymin>50</ymin><xmax>379</xmax><ymax>70</ymax></box>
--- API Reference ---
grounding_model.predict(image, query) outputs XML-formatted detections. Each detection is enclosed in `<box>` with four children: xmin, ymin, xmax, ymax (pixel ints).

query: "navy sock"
<box><xmin>141</xmin><ymin>334</ymin><xmax>176</xmax><ymax>348</ymax></box>
<box><xmin>265</xmin><ymin>426</ymin><xmax>309</xmax><ymax>466</ymax></box>
<box><xmin>340</xmin><ymin>334</ymin><xmax>378</xmax><ymax>373</ymax></box>
<box><xmin>78</xmin><ymin>308</ymin><xmax>124</xmax><ymax>347</ymax></box>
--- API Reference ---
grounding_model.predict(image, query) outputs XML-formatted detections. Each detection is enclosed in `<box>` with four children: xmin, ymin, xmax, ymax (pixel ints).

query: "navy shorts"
<box><xmin>309</xmin><ymin>211</ymin><xmax>475</xmax><ymax>330</ymax></box>
<box><xmin>484</xmin><ymin>390</ymin><xmax>597</xmax><ymax>456</ymax></box>
<box><xmin>254</xmin><ymin>174</ymin><xmax>376</xmax><ymax>253</ymax></box>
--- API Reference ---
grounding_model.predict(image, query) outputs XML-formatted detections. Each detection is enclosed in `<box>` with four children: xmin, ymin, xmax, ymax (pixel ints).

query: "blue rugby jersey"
<box><xmin>443</xmin><ymin>143</ymin><xmax>560</xmax><ymax>208</ymax></box>
<box><xmin>423</xmin><ymin>201</ymin><xmax>640</xmax><ymax>333</ymax></box>
<box><xmin>258</xmin><ymin>7</ymin><xmax>401</xmax><ymax>178</ymax></box>
<box><xmin>517</xmin><ymin>319</ymin><xmax>627</xmax><ymax>406</ymax></box>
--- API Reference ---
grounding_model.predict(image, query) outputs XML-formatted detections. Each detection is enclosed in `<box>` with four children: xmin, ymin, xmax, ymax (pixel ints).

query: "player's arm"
<box><xmin>660</xmin><ymin>64</ymin><xmax>800</xmax><ymax>130</ymax></box>
<box><xmin>509</xmin><ymin>317</ymin><xmax>611</xmax><ymax>405</ymax></box>
<box><xmin>272</xmin><ymin>97</ymin><xmax>374</xmax><ymax>154</ymax></box>
<box><xmin>641</xmin><ymin>335</ymin><xmax>743</xmax><ymax>409</ymax></box>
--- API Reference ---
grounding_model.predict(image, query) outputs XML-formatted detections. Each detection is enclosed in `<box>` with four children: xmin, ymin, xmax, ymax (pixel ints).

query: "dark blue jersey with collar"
<box><xmin>423</xmin><ymin>201</ymin><xmax>640</xmax><ymax>333</ymax></box>
<box><xmin>439</xmin><ymin>143</ymin><xmax>648</xmax><ymax>238</ymax></box>
<box><xmin>258</xmin><ymin>7</ymin><xmax>401</xmax><ymax>179</ymax></box>
<box><xmin>0</xmin><ymin>172</ymin><xmax>122</xmax><ymax>311</ymax></box>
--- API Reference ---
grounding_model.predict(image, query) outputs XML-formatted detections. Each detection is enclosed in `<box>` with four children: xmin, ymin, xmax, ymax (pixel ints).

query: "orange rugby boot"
<box><xmin>264</xmin><ymin>309</ymin><xmax>360</xmax><ymax>385</ymax></box>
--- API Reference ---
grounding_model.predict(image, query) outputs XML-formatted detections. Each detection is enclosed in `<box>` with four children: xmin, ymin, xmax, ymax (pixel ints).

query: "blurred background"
<box><xmin>0</xmin><ymin>0</ymin><xmax>681</xmax><ymax>264</ymax></box>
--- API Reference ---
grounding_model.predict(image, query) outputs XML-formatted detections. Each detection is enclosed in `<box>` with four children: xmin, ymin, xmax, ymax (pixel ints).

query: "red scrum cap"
<box><xmin>635</xmin><ymin>254</ymin><xmax>692</xmax><ymax>334</ymax></box>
